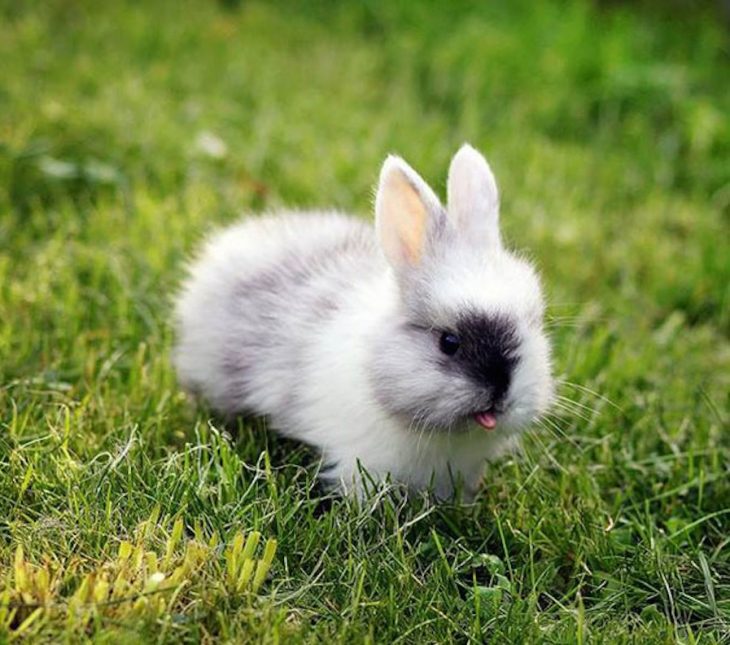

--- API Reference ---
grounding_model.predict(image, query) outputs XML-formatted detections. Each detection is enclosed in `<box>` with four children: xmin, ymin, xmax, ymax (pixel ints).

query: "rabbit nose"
<box><xmin>456</xmin><ymin>312</ymin><xmax>520</xmax><ymax>400</ymax></box>
<box><xmin>483</xmin><ymin>355</ymin><xmax>512</xmax><ymax>402</ymax></box>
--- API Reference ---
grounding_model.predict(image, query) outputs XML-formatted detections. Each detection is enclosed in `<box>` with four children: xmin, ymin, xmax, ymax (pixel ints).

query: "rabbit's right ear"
<box><xmin>375</xmin><ymin>155</ymin><xmax>442</xmax><ymax>271</ymax></box>
<box><xmin>447</xmin><ymin>144</ymin><xmax>501</xmax><ymax>249</ymax></box>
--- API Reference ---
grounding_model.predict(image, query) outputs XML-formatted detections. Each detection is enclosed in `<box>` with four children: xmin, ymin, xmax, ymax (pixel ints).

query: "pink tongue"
<box><xmin>475</xmin><ymin>411</ymin><xmax>498</xmax><ymax>431</ymax></box>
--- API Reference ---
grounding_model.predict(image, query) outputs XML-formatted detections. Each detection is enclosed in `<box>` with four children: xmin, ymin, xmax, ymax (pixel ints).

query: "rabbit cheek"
<box><xmin>367</xmin><ymin>326</ymin><xmax>468</xmax><ymax>428</ymax></box>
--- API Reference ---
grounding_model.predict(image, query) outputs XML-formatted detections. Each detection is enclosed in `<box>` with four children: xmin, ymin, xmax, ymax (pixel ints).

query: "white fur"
<box><xmin>447</xmin><ymin>143</ymin><xmax>501</xmax><ymax>249</ymax></box>
<box><xmin>174</xmin><ymin>144</ymin><xmax>553</xmax><ymax>498</ymax></box>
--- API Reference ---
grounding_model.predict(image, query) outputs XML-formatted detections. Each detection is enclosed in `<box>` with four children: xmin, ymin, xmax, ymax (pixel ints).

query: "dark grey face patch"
<box><xmin>441</xmin><ymin>312</ymin><xmax>520</xmax><ymax>408</ymax></box>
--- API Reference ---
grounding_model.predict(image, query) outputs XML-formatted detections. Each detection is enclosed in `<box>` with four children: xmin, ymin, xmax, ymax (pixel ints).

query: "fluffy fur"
<box><xmin>174</xmin><ymin>144</ymin><xmax>553</xmax><ymax>498</ymax></box>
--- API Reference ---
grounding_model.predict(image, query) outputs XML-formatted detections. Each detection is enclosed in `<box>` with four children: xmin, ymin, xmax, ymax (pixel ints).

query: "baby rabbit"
<box><xmin>174</xmin><ymin>144</ymin><xmax>552</xmax><ymax>498</ymax></box>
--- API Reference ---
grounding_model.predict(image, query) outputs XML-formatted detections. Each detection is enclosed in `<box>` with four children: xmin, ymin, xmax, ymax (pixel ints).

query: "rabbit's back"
<box><xmin>174</xmin><ymin>211</ymin><xmax>379</xmax><ymax>417</ymax></box>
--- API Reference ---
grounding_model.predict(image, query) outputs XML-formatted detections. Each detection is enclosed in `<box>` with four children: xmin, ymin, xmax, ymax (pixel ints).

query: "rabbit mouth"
<box><xmin>473</xmin><ymin>409</ymin><xmax>498</xmax><ymax>431</ymax></box>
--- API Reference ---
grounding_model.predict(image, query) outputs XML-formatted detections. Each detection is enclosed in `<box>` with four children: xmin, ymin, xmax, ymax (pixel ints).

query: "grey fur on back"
<box><xmin>174</xmin><ymin>212</ymin><xmax>380</xmax><ymax>425</ymax></box>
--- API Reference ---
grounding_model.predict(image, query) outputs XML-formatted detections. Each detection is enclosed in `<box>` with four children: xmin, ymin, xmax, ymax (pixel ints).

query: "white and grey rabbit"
<box><xmin>174</xmin><ymin>144</ymin><xmax>553</xmax><ymax>498</ymax></box>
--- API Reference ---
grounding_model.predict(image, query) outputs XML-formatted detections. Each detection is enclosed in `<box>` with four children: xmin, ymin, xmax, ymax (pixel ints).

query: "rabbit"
<box><xmin>173</xmin><ymin>144</ymin><xmax>553</xmax><ymax>499</ymax></box>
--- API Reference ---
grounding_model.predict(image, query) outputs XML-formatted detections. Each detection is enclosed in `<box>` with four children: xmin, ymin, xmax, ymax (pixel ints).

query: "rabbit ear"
<box><xmin>375</xmin><ymin>155</ymin><xmax>443</xmax><ymax>270</ymax></box>
<box><xmin>447</xmin><ymin>144</ymin><xmax>501</xmax><ymax>248</ymax></box>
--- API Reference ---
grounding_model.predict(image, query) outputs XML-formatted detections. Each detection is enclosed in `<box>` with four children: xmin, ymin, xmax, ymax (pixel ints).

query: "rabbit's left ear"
<box><xmin>447</xmin><ymin>144</ymin><xmax>501</xmax><ymax>248</ymax></box>
<box><xmin>375</xmin><ymin>155</ymin><xmax>443</xmax><ymax>271</ymax></box>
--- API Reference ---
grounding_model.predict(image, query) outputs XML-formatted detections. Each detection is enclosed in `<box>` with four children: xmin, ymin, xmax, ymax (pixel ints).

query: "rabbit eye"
<box><xmin>439</xmin><ymin>332</ymin><xmax>460</xmax><ymax>356</ymax></box>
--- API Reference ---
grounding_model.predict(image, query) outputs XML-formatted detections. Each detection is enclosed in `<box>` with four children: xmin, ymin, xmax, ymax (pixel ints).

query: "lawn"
<box><xmin>1</xmin><ymin>0</ymin><xmax>729</xmax><ymax>642</ymax></box>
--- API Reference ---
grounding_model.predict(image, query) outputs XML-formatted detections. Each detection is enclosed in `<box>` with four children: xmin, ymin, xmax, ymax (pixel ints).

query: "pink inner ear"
<box><xmin>395</xmin><ymin>177</ymin><xmax>428</xmax><ymax>264</ymax></box>
<box><xmin>377</xmin><ymin>165</ymin><xmax>429</xmax><ymax>267</ymax></box>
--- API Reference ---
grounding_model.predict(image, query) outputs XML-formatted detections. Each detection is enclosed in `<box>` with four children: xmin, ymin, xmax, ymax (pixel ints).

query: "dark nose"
<box><xmin>482</xmin><ymin>353</ymin><xmax>513</xmax><ymax>403</ymax></box>
<box><xmin>456</xmin><ymin>313</ymin><xmax>520</xmax><ymax>404</ymax></box>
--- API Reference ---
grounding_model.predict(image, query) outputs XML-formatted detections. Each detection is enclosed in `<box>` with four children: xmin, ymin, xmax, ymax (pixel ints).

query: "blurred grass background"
<box><xmin>0</xmin><ymin>0</ymin><xmax>728</xmax><ymax>642</ymax></box>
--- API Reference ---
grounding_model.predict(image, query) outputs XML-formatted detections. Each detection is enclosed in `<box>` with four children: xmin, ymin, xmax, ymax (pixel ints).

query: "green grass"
<box><xmin>1</xmin><ymin>0</ymin><xmax>729</xmax><ymax>641</ymax></box>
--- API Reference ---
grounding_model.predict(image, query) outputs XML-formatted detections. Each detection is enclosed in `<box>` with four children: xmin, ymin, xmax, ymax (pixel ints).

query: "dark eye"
<box><xmin>439</xmin><ymin>331</ymin><xmax>460</xmax><ymax>356</ymax></box>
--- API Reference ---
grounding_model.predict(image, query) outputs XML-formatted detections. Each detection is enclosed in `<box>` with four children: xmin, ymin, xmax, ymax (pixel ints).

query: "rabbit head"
<box><xmin>369</xmin><ymin>144</ymin><xmax>553</xmax><ymax>437</ymax></box>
